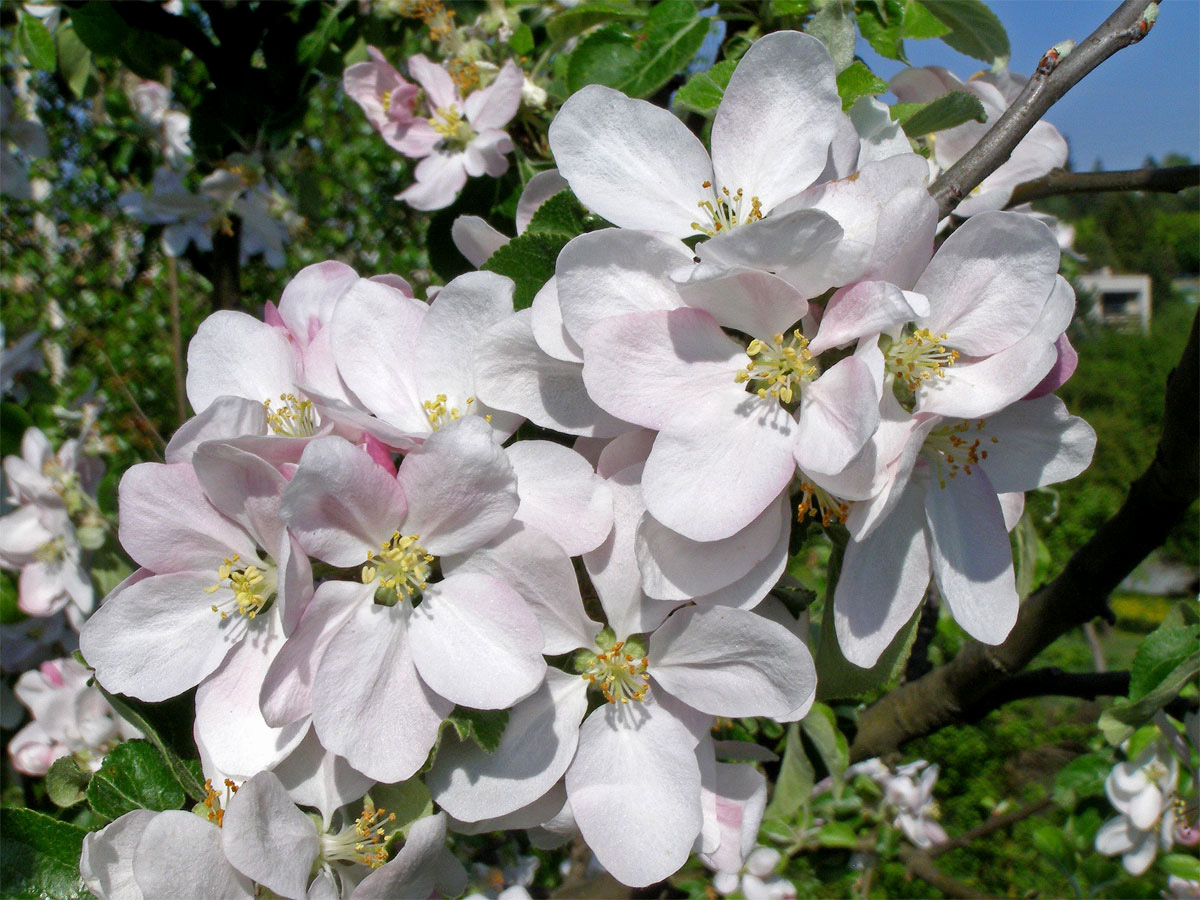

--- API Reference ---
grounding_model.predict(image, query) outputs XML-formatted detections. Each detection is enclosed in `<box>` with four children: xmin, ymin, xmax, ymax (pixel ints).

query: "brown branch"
<box><xmin>850</xmin><ymin>309</ymin><xmax>1199</xmax><ymax>762</ymax></box>
<box><xmin>898</xmin><ymin>847</ymin><xmax>985</xmax><ymax>899</ymax></box>
<box><xmin>930</xmin><ymin>0</ymin><xmax>1161</xmax><ymax>219</ymax></box>
<box><xmin>929</xmin><ymin>797</ymin><xmax>1053</xmax><ymax>859</ymax></box>
<box><xmin>964</xmin><ymin>669</ymin><xmax>1130</xmax><ymax>719</ymax></box>
<box><xmin>1008</xmin><ymin>165</ymin><xmax>1200</xmax><ymax>206</ymax></box>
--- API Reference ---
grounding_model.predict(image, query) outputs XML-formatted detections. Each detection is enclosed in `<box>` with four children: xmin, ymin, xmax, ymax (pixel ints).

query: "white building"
<box><xmin>1077</xmin><ymin>267</ymin><xmax>1152</xmax><ymax>332</ymax></box>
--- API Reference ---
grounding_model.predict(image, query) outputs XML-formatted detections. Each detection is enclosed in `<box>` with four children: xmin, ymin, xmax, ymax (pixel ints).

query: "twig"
<box><xmin>930</xmin><ymin>0</ymin><xmax>1161</xmax><ymax>219</ymax></box>
<box><xmin>166</xmin><ymin>255</ymin><xmax>187</xmax><ymax>427</ymax></box>
<box><xmin>849</xmin><ymin>309</ymin><xmax>1198</xmax><ymax>762</ymax></box>
<box><xmin>964</xmin><ymin>669</ymin><xmax>1129</xmax><ymax>720</ymax></box>
<box><xmin>928</xmin><ymin>797</ymin><xmax>1053</xmax><ymax>859</ymax></box>
<box><xmin>1082</xmin><ymin>621</ymin><xmax>1108</xmax><ymax>672</ymax></box>
<box><xmin>1008</xmin><ymin>165</ymin><xmax>1200</xmax><ymax>206</ymax></box>
<box><xmin>898</xmin><ymin>846</ymin><xmax>985</xmax><ymax>899</ymax></box>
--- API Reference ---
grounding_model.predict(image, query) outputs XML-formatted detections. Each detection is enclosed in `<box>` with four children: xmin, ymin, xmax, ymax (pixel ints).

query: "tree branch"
<box><xmin>850</xmin><ymin>309</ymin><xmax>1199</xmax><ymax>762</ymax></box>
<box><xmin>930</xmin><ymin>0</ymin><xmax>1161</xmax><ymax>219</ymax></box>
<box><xmin>898</xmin><ymin>847</ymin><xmax>985</xmax><ymax>899</ymax></box>
<box><xmin>965</xmin><ymin>669</ymin><xmax>1130</xmax><ymax>719</ymax></box>
<box><xmin>928</xmin><ymin>797</ymin><xmax>1053</xmax><ymax>859</ymax></box>
<box><xmin>1008</xmin><ymin>165</ymin><xmax>1200</xmax><ymax>206</ymax></box>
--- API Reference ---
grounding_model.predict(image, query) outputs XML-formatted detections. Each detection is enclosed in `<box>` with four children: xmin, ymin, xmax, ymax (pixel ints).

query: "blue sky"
<box><xmin>856</xmin><ymin>0</ymin><xmax>1200</xmax><ymax>170</ymax></box>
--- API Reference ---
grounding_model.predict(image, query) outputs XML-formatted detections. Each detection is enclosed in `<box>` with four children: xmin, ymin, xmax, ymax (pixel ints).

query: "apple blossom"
<box><xmin>1096</xmin><ymin>740</ymin><xmax>1183</xmax><ymax>875</ymax></box>
<box><xmin>343</xmin><ymin>46</ymin><xmax>420</xmax><ymax>153</ymax></box>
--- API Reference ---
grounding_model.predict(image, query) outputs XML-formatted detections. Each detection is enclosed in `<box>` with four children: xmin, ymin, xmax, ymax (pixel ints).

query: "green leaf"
<box><xmin>1162</xmin><ymin>854</ymin><xmax>1200</xmax><ymax>882</ymax></box>
<box><xmin>836</xmin><ymin>61</ymin><xmax>889</xmax><ymax>111</ymax></box>
<box><xmin>1099</xmin><ymin>647</ymin><xmax>1200</xmax><ymax>744</ymax></box>
<box><xmin>509</xmin><ymin>23</ymin><xmax>535</xmax><ymax>56</ymax></box>
<box><xmin>1013</xmin><ymin>509</ymin><xmax>1042</xmax><ymax>599</ymax></box>
<box><xmin>902</xmin><ymin>0</ymin><xmax>951</xmax><ymax>40</ymax></box>
<box><xmin>764</xmin><ymin>722</ymin><xmax>814</xmax><ymax>823</ymax></box>
<box><xmin>69</xmin><ymin>2</ymin><xmax>131</xmax><ymax>56</ymax></box>
<box><xmin>19</xmin><ymin>13</ymin><xmax>57</xmax><ymax>73</ymax></box>
<box><xmin>444</xmin><ymin>707</ymin><xmax>509</xmax><ymax>754</ymax></box>
<box><xmin>46</xmin><ymin>756</ymin><xmax>90</xmax><ymax>808</ymax></box>
<box><xmin>0</xmin><ymin>808</ymin><xmax>92</xmax><ymax>900</ymax></box>
<box><xmin>1031</xmin><ymin>821</ymin><xmax>1073</xmax><ymax>862</ymax></box>
<box><xmin>482</xmin><ymin>231</ymin><xmax>570</xmax><ymax>309</ymax></box>
<box><xmin>895</xmin><ymin>90</ymin><xmax>987</xmax><ymax>137</ymax></box>
<box><xmin>93</xmin><ymin>688</ymin><xmax>207</xmax><ymax>803</ymax></box>
<box><xmin>56</xmin><ymin>26</ymin><xmax>93</xmax><ymax>100</ymax></box>
<box><xmin>369</xmin><ymin>778</ymin><xmax>432</xmax><ymax>836</ymax></box>
<box><xmin>817</xmin><ymin>821</ymin><xmax>858</xmax><ymax>848</ymax></box>
<box><xmin>805</xmin><ymin>1</ymin><xmax>855</xmax><ymax>73</ymax></box>
<box><xmin>87</xmin><ymin>739</ymin><xmax>186</xmax><ymax>821</ymax></box>
<box><xmin>297</xmin><ymin>0</ymin><xmax>351</xmax><ymax>68</ymax></box>
<box><xmin>674</xmin><ymin>58</ymin><xmax>738</xmax><ymax>114</ymax></box>
<box><xmin>925</xmin><ymin>0</ymin><xmax>1010</xmax><ymax>65</ymax></box>
<box><xmin>1052</xmin><ymin>754</ymin><xmax>1110</xmax><ymax>808</ymax></box>
<box><xmin>800</xmin><ymin>703</ymin><xmax>849</xmax><ymax>781</ymax></box>
<box><xmin>547</xmin><ymin>2</ymin><xmax>644</xmax><ymax>44</ymax></box>
<box><xmin>856</xmin><ymin>0</ymin><xmax>906</xmax><ymax>63</ymax></box>
<box><xmin>771</xmin><ymin>0</ymin><xmax>812</xmax><ymax>16</ymax></box>
<box><xmin>1129</xmin><ymin>622</ymin><xmax>1200</xmax><ymax>699</ymax></box>
<box><xmin>524</xmin><ymin>190</ymin><xmax>590</xmax><ymax>237</ymax></box>
<box><xmin>566</xmin><ymin>0</ymin><xmax>710</xmax><ymax>99</ymax></box>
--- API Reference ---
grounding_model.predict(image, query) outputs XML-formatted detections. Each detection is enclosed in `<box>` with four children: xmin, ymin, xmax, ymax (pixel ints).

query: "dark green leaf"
<box><xmin>94</xmin><ymin>688</ymin><xmax>207</xmax><ymax>803</ymax></box>
<box><xmin>1100</xmin><ymin>647</ymin><xmax>1200</xmax><ymax>745</ymax></box>
<box><xmin>369</xmin><ymin>779</ymin><xmax>432</xmax><ymax>835</ymax></box>
<box><xmin>771</xmin><ymin>0</ymin><xmax>812</xmax><ymax>16</ymax></box>
<box><xmin>1129</xmin><ymin>622</ymin><xmax>1200</xmax><ymax>699</ymax></box>
<box><xmin>764</xmin><ymin>722</ymin><xmax>814</xmax><ymax>823</ymax></box>
<box><xmin>800</xmin><ymin>703</ymin><xmax>849</xmax><ymax>780</ymax></box>
<box><xmin>856</xmin><ymin>0</ymin><xmax>906</xmax><ymax>63</ymax></box>
<box><xmin>0</xmin><ymin>808</ymin><xmax>92</xmax><ymax>900</ymax></box>
<box><xmin>836</xmin><ymin>60</ymin><xmax>889</xmax><ymax>110</ymax></box>
<box><xmin>509</xmin><ymin>23</ymin><xmax>535</xmax><ymax>56</ymax></box>
<box><xmin>896</xmin><ymin>90</ymin><xmax>987</xmax><ymax>137</ymax></box>
<box><xmin>567</xmin><ymin>25</ymin><xmax>641</xmax><ymax>93</ymax></box>
<box><xmin>902</xmin><ymin>0</ymin><xmax>951</xmax><ymax>40</ymax></box>
<box><xmin>69</xmin><ymin>2</ymin><xmax>131</xmax><ymax>57</ymax></box>
<box><xmin>524</xmin><ymin>190</ymin><xmax>590</xmax><ymax>237</ymax></box>
<box><xmin>1053</xmin><ymin>754</ymin><xmax>1110</xmax><ymax>808</ymax></box>
<box><xmin>444</xmin><ymin>707</ymin><xmax>509</xmax><ymax>753</ymax></box>
<box><xmin>1162</xmin><ymin>854</ymin><xmax>1200</xmax><ymax>882</ymax></box>
<box><xmin>482</xmin><ymin>231</ymin><xmax>570</xmax><ymax>309</ymax></box>
<box><xmin>547</xmin><ymin>2</ymin><xmax>644</xmax><ymax>43</ymax></box>
<box><xmin>926</xmin><ymin>0</ymin><xmax>1010</xmax><ymax>65</ymax></box>
<box><xmin>0</xmin><ymin>573</ymin><xmax>18</xmax><ymax>623</ymax></box>
<box><xmin>87</xmin><ymin>740</ymin><xmax>186</xmax><ymax>821</ymax></box>
<box><xmin>46</xmin><ymin>756</ymin><xmax>90</xmax><ymax>808</ymax></box>
<box><xmin>1031</xmin><ymin>822</ymin><xmax>1073</xmax><ymax>862</ymax></box>
<box><xmin>817</xmin><ymin>821</ymin><xmax>858</xmax><ymax>848</ymax></box>
<box><xmin>19</xmin><ymin>13</ymin><xmax>57</xmax><ymax>73</ymax></box>
<box><xmin>805</xmin><ymin>2</ymin><xmax>855</xmax><ymax>73</ymax></box>
<box><xmin>297</xmin><ymin>0</ymin><xmax>351</xmax><ymax>68</ymax></box>
<box><xmin>56</xmin><ymin>27</ymin><xmax>92</xmax><ymax>100</ymax></box>
<box><xmin>674</xmin><ymin>58</ymin><xmax>738</xmax><ymax>114</ymax></box>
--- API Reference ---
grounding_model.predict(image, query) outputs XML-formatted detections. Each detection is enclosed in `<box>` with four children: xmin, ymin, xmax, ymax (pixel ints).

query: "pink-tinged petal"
<box><xmin>330</xmin><ymin>277</ymin><xmax>430</xmax><ymax>435</ymax></box>
<box><xmin>582</xmin><ymin>308</ymin><xmax>745</xmax><ymax>431</ymax></box>
<box><xmin>975</xmin><ymin>395</ymin><xmax>1097</xmax><ymax>493</ymax></box>
<box><xmin>451</xmin><ymin>215</ymin><xmax>508</xmax><ymax>268</ymax></box>
<box><xmin>397</xmin><ymin>151</ymin><xmax>469</xmax><ymax>211</ymax></box>
<box><xmin>650</xmin><ymin>606</ymin><xmax>815</xmax><ymax>718</ymax></box>
<box><xmin>998</xmin><ymin>492</ymin><xmax>1025</xmax><ymax>531</ymax></box>
<box><xmin>549</xmin><ymin>85</ymin><xmax>713</xmax><ymax>237</ymax></box>
<box><xmin>192</xmin><ymin>440</ymin><xmax>288</xmax><ymax>554</ymax></box>
<box><xmin>419</xmin><ymin>271</ymin><xmax>514</xmax><ymax>377</ymax></box>
<box><xmin>409</xmin><ymin>571</ymin><xmax>545</xmax><ymax>709</ymax></box>
<box><xmin>281</xmin><ymin>437</ymin><xmax>407</xmax><ymax>567</ymax></box>
<box><xmin>222</xmin><ymin>771</ymin><xmax>319</xmax><ymax>900</ymax></box>
<box><xmin>396</xmin><ymin>416</ymin><xmax>518</xmax><ymax>555</ymax></box>
<box><xmin>700</xmin><ymin>763</ymin><xmax>767</xmax><ymax>876</ymax></box>
<box><xmin>391</xmin><ymin>118</ymin><xmax>441</xmax><ymax>158</ymax></box>
<box><xmin>915</xmin><ymin>333</ymin><xmax>1058</xmax><ymax>420</ymax></box>
<box><xmin>1026</xmin><ymin>332</ymin><xmax>1078</xmax><ymax>399</ymax></box>
<box><xmin>277</xmin><ymin>261</ymin><xmax>361</xmax><ymax>345</ymax></box>
<box><xmin>80</xmin><ymin>810</ymin><xmax>157</xmax><ymax>900</ymax></box>
<box><xmin>794</xmin><ymin>354</ymin><xmax>881</xmax><ymax>476</ymax></box>
<box><xmin>313</xmin><ymin>602</ymin><xmax>451</xmax><ymax>783</ymax></box>
<box><xmin>677</xmin><ymin>269</ymin><xmax>810</xmax><ymax>339</ymax></box>
<box><xmin>835</xmin><ymin>481</ymin><xmax>931</xmax><ymax>667</ymax></box>
<box><xmin>530</xmin><ymin>277</ymin><xmax>583</xmax><ymax>363</ymax></box>
<box><xmin>597</xmin><ymin>428</ymin><xmax>655</xmax><ymax>479</ymax></box>
<box><xmin>80</xmin><ymin>573</ymin><xmax>241</xmax><ymax>700</ymax></box>
<box><xmin>568</xmin><ymin>700</ymin><xmax>703</xmax><ymax>886</ymax></box>
<box><xmin>165</xmin><ymin>396</ymin><xmax>268</xmax><ymax>463</ymax></box>
<box><xmin>465</xmin><ymin>60</ymin><xmax>523</xmax><ymax>131</ymax></box>
<box><xmin>809</xmin><ymin>282</ymin><xmax>928</xmax><ymax>355</ymax></box>
<box><xmin>406</xmin><ymin>54</ymin><xmax>458</xmax><ymax>109</ymax></box>
<box><xmin>556</xmin><ymin>229</ymin><xmax>691</xmax><ymax>349</ymax></box>
<box><xmin>890</xmin><ymin>66</ymin><xmax>964</xmax><ymax>103</ymax></box>
<box><xmin>585</xmin><ymin>463</ymin><xmax>686</xmax><ymax>639</ymax></box>
<box><xmin>924</xmin><ymin>467</ymin><xmax>1017</xmax><ymax>645</ymax></box>
<box><xmin>118</xmin><ymin>463</ymin><xmax>257</xmax><ymax>573</ymax></box>
<box><xmin>0</xmin><ymin>506</ymin><xmax>54</xmax><ymax>565</ymax></box>
<box><xmin>354</xmin><ymin>813</ymin><xmax>466</xmax><ymax>900</ymax></box>
<box><xmin>448</xmin><ymin>782</ymin><xmax>569</xmax><ymax>834</ymax></box>
<box><xmin>515</xmin><ymin>169</ymin><xmax>569</xmax><ymax>234</ymax></box>
<box><xmin>428</xmin><ymin>669</ymin><xmax>588</xmax><ymax>821</ymax></box>
<box><xmin>636</xmin><ymin>494</ymin><xmax>787</xmax><ymax>601</ymax></box>
<box><xmin>693</xmin><ymin>511</ymin><xmax>789</xmax><ymax>611</ymax></box>
<box><xmin>272</xmin><ymin>729</ymin><xmax>373</xmax><ymax>830</ymax></box>
<box><xmin>644</xmin><ymin>395</ymin><xmax>796</xmax><ymax>542</ymax></box>
<box><xmin>194</xmin><ymin>626</ymin><xmax>308</xmax><ymax>778</ymax></box>
<box><xmin>505</xmin><ymin>440</ymin><xmax>613</xmax><ymax>556</ymax></box>
<box><xmin>186</xmin><ymin>311</ymin><xmax>298</xmax><ymax>413</ymax></box>
<box><xmin>464</xmin><ymin>129</ymin><xmax>513</xmax><ymax>177</ymax></box>
<box><xmin>711</xmin><ymin>31</ymin><xmax>841</xmax><ymax>211</ymax></box>
<box><xmin>691</xmin><ymin>208</ymin><xmax>844</xmax><ymax>287</ymax></box>
<box><xmin>474</xmin><ymin>310</ymin><xmax>630</xmax><ymax>438</ymax></box>
<box><xmin>134</xmin><ymin>811</ymin><xmax>254</xmax><ymax>899</ymax></box>
<box><xmin>261</xmin><ymin>580</ymin><xmax>372</xmax><ymax>728</ymax></box>
<box><xmin>445</xmin><ymin>521</ymin><xmax>600</xmax><ymax>654</ymax></box>
<box><xmin>915</xmin><ymin>211</ymin><xmax>1060</xmax><ymax>355</ymax></box>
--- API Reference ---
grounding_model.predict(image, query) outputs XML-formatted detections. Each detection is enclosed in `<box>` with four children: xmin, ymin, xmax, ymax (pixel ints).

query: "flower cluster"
<box><xmin>75</xmin><ymin>29</ymin><xmax>1100</xmax><ymax>891</ymax></box>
